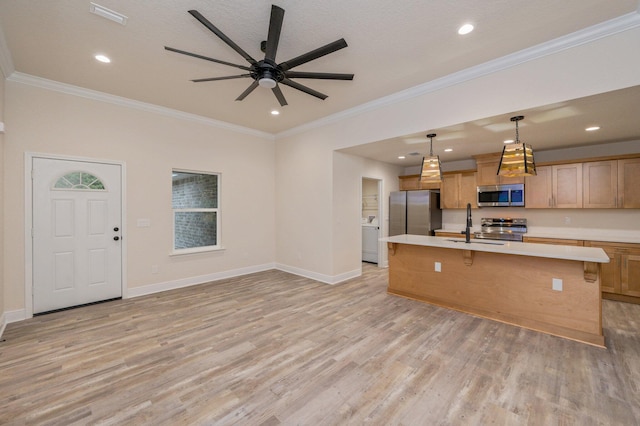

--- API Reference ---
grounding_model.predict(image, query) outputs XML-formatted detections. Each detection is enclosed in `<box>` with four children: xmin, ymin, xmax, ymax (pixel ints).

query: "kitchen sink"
<box><xmin>446</xmin><ymin>239</ymin><xmax>505</xmax><ymax>245</ymax></box>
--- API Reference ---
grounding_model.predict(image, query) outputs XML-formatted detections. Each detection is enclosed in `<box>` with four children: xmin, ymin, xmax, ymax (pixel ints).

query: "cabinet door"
<box><xmin>459</xmin><ymin>172</ymin><xmax>477</xmax><ymax>208</ymax></box>
<box><xmin>525</xmin><ymin>165</ymin><xmax>552</xmax><ymax>208</ymax></box>
<box><xmin>621</xmin><ymin>251</ymin><xmax>640</xmax><ymax>297</ymax></box>
<box><xmin>618</xmin><ymin>158</ymin><xmax>640</xmax><ymax>208</ymax></box>
<box><xmin>583</xmin><ymin>161</ymin><xmax>618</xmax><ymax>208</ymax></box>
<box><xmin>553</xmin><ymin>164</ymin><xmax>582</xmax><ymax>208</ymax></box>
<box><xmin>476</xmin><ymin>161</ymin><xmax>499</xmax><ymax>186</ymax></box>
<box><xmin>440</xmin><ymin>174</ymin><xmax>460</xmax><ymax>209</ymax></box>
<box><xmin>399</xmin><ymin>175</ymin><xmax>421</xmax><ymax>191</ymax></box>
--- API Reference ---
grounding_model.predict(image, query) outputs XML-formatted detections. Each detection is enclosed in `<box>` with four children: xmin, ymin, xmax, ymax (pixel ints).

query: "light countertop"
<box><xmin>435</xmin><ymin>227</ymin><xmax>640</xmax><ymax>244</ymax></box>
<box><xmin>381</xmin><ymin>234</ymin><xmax>610</xmax><ymax>263</ymax></box>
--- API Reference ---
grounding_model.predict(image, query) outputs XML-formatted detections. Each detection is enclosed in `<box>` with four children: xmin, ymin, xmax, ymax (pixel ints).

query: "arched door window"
<box><xmin>53</xmin><ymin>171</ymin><xmax>106</xmax><ymax>190</ymax></box>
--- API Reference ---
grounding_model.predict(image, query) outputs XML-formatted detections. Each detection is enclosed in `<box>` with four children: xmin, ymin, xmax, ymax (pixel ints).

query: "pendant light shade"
<box><xmin>420</xmin><ymin>133</ymin><xmax>442</xmax><ymax>183</ymax></box>
<box><xmin>498</xmin><ymin>116</ymin><xmax>536</xmax><ymax>177</ymax></box>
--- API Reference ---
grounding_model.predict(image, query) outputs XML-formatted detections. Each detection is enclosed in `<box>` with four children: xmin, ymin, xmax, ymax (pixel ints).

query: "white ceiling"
<box><xmin>1</xmin><ymin>0</ymin><xmax>639</xmax><ymax>162</ymax></box>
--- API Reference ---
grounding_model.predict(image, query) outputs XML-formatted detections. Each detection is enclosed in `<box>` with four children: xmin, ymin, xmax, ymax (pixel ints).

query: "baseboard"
<box><xmin>3</xmin><ymin>263</ymin><xmax>363</xmax><ymax>328</ymax></box>
<box><xmin>1</xmin><ymin>309</ymin><xmax>30</xmax><ymax>338</ymax></box>
<box><xmin>127</xmin><ymin>262</ymin><xmax>277</xmax><ymax>298</ymax></box>
<box><xmin>4</xmin><ymin>309</ymin><xmax>28</xmax><ymax>325</ymax></box>
<box><xmin>275</xmin><ymin>263</ymin><xmax>361</xmax><ymax>285</ymax></box>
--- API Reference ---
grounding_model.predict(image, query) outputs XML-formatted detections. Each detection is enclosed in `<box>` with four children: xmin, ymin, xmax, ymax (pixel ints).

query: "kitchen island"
<box><xmin>382</xmin><ymin>235</ymin><xmax>610</xmax><ymax>346</ymax></box>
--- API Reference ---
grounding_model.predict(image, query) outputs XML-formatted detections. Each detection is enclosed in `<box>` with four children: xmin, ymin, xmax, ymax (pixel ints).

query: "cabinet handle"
<box><xmin>548</xmin><ymin>198</ymin><xmax>552</xmax><ymax>207</ymax></box>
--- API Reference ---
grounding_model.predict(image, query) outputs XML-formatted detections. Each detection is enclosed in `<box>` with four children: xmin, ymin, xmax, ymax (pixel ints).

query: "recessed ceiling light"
<box><xmin>95</xmin><ymin>54</ymin><xmax>111</xmax><ymax>63</ymax></box>
<box><xmin>271</xmin><ymin>110</ymin><xmax>280</xmax><ymax>115</ymax></box>
<box><xmin>503</xmin><ymin>139</ymin><xmax>514</xmax><ymax>144</ymax></box>
<box><xmin>398</xmin><ymin>156</ymin><xmax>406</xmax><ymax>160</ymax></box>
<box><xmin>444</xmin><ymin>148</ymin><xmax>453</xmax><ymax>152</ymax></box>
<box><xmin>458</xmin><ymin>23</ymin><xmax>474</xmax><ymax>35</ymax></box>
<box><xmin>585</xmin><ymin>126</ymin><xmax>600</xmax><ymax>131</ymax></box>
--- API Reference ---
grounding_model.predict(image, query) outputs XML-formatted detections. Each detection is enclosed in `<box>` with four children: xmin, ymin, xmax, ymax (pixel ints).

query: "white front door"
<box><xmin>32</xmin><ymin>157</ymin><xmax>123</xmax><ymax>313</ymax></box>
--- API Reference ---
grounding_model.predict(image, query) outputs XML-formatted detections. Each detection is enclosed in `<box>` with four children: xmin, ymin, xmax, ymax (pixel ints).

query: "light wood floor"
<box><xmin>1</xmin><ymin>264</ymin><xmax>639</xmax><ymax>425</ymax></box>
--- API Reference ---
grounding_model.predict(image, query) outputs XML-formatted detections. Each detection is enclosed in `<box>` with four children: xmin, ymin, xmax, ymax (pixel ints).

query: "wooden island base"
<box><xmin>387</xmin><ymin>242</ymin><xmax>605</xmax><ymax>347</ymax></box>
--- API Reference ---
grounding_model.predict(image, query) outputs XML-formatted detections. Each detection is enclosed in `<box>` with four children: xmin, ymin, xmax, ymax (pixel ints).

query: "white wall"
<box><xmin>0</xmin><ymin>68</ymin><xmax>5</xmax><ymax>331</ymax></box>
<box><xmin>276</xmin><ymin>24</ymin><xmax>640</xmax><ymax>281</ymax></box>
<box><xmin>333</xmin><ymin>152</ymin><xmax>403</xmax><ymax>275</ymax></box>
<box><xmin>4</xmin><ymin>81</ymin><xmax>276</xmax><ymax>313</ymax></box>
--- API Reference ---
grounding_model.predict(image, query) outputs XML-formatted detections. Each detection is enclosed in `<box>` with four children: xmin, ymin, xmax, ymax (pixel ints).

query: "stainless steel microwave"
<box><xmin>477</xmin><ymin>184</ymin><xmax>525</xmax><ymax>207</ymax></box>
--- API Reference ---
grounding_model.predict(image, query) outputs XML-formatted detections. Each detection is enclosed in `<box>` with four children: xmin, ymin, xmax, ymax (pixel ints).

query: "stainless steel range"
<box><xmin>474</xmin><ymin>217</ymin><xmax>527</xmax><ymax>242</ymax></box>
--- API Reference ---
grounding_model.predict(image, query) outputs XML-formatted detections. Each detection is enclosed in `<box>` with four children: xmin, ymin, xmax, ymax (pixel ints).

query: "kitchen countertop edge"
<box><xmin>381</xmin><ymin>234</ymin><xmax>610</xmax><ymax>263</ymax></box>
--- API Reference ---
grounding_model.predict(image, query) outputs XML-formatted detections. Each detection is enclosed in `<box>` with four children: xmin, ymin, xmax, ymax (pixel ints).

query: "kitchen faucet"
<box><xmin>465</xmin><ymin>202</ymin><xmax>472</xmax><ymax>243</ymax></box>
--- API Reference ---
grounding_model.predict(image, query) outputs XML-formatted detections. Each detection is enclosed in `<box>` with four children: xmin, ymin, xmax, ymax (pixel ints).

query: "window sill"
<box><xmin>170</xmin><ymin>246</ymin><xmax>226</xmax><ymax>256</ymax></box>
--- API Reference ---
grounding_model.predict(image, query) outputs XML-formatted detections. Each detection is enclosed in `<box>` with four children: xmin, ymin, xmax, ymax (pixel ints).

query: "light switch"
<box><xmin>552</xmin><ymin>278</ymin><xmax>563</xmax><ymax>291</ymax></box>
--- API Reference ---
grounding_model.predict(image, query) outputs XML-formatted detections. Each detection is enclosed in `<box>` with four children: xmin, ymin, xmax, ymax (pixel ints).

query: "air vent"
<box><xmin>90</xmin><ymin>3</ymin><xmax>128</xmax><ymax>25</ymax></box>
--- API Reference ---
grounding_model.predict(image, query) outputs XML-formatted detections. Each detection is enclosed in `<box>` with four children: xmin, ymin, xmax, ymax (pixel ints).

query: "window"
<box><xmin>54</xmin><ymin>171</ymin><xmax>105</xmax><ymax>190</ymax></box>
<box><xmin>172</xmin><ymin>170</ymin><xmax>220</xmax><ymax>253</ymax></box>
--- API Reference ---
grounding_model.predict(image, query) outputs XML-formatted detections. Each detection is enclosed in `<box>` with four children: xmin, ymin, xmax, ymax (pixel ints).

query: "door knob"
<box><xmin>114</xmin><ymin>227</ymin><xmax>119</xmax><ymax>232</ymax></box>
<box><xmin>113</xmin><ymin>236</ymin><xmax>120</xmax><ymax>241</ymax></box>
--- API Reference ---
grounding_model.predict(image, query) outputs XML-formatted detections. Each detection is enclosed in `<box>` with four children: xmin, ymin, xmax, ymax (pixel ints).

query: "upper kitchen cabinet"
<box><xmin>553</xmin><ymin>163</ymin><xmax>583</xmax><ymax>208</ymax></box>
<box><xmin>526</xmin><ymin>163</ymin><xmax>582</xmax><ymax>208</ymax></box>
<box><xmin>474</xmin><ymin>153</ymin><xmax>524</xmax><ymax>186</ymax></box>
<box><xmin>398</xmin><ymin>175</ymin><xmax>441</xmax><ymax>191</ymax></box>
<box><xmin>441</xmin><ymin>172</ymin><xmax>477</xmax><ymax>209</ymax></box>
<box><xmin>618</xmin><ymin>158</ymin><xmax>640</xmax><ymax>208</ymax></box>
<box><xmin>525</xmin><ymin>165</ymin><xmax>552</xmax><ymax>208</ymax></box>
<box><xmin>583</xmin><ymin>160</ymin><xmax>618</xmax><ymax>208</ymax></box>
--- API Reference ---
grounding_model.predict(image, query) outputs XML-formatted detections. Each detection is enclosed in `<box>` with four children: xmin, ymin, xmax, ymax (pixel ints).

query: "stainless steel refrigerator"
<box><xmin>389</xmin><ymin>190</ymin><xmax>442</xmax><ymax>236</ymax></box>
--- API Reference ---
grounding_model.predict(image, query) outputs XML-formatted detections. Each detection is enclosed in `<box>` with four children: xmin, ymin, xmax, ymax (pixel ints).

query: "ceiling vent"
<box><xmin>90</xmin><ymin>3</ymin><xmax>128</xmax><ymax>25</ymax></box>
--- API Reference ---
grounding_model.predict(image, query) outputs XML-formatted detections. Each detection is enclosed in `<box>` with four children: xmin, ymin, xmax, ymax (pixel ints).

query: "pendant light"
<box><xmin>420</xmin><ymin>133</ymin><xmax>442</xmax><ymax>183</ymax></box>
<box><xmin>498</xmin><ymin>116</ymin><xmax>537</xmax><ymax>177</ymax></box>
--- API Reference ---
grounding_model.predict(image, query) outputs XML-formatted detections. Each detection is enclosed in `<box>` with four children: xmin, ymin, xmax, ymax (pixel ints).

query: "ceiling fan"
<box><xmin>165</xmin><ymin>5</ymin><xmax>354</xmax><ymax>106</ymax></box>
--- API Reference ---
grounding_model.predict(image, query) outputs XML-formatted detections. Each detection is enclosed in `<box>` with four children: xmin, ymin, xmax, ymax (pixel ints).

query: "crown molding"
<box><xmin>0</xmin><ymin>23</ymin><xmax>15</xmax><ymax>79</ymax></box>
<box><xmin>277</xmin><ymin>11</ymin><xmax>640</xmax><ymax>139</ymax></box>
<box><xmin>6</xmin><ymin>72</ymin><xmax>275</xmax><ymax>141</ymax></box>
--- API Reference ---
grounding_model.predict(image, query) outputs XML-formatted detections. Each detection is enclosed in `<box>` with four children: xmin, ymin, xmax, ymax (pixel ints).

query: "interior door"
<box><xmin>32</xmin><ymin>157</ymin><xmax>122</xmax><ymax>313</ymax></box>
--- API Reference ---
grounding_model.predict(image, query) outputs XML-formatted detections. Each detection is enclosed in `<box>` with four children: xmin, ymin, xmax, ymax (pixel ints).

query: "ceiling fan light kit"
<box><xmin>498</xmin><ymin>115</ymin><xmax>537</xmax><ymax>177</ymax></box>
<box><xmin>165</xmin><ymin>5</ymin><xmax>354</xmax><ymax>107</ymax></box>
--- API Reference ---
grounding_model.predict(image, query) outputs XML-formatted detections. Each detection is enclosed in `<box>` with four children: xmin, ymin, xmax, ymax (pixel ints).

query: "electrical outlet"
<box><xmin>552</xmin><ymin>278</ymin><xmax>563</xmax><ymax>291</ymax></box>
<box><xmin>435</xmin><ymin>262</ymin><xmax>441</xmax><ymax>272</ymax></box>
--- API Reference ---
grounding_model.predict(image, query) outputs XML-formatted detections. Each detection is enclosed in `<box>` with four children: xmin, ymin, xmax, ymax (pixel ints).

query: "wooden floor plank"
<box><xmin>1</xmin><ymin>264</ymin><xmax>639</xmax><ymax>425</ymax></box>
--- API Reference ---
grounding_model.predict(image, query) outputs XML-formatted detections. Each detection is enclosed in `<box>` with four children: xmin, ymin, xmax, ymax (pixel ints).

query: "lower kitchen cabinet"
<box><xmin>523</xmin><ymin>236</ymin><xmax>584</xmax><ymax>246</ymax></box>
<box><xmin>434</xmin><ymin>230</ymin><xmax>465</xmax><ymax>238</ymax></box>
<box><xmin>584</xmin><ymin>241</ymin><xmax>640</xmax><ymax>302</ymax></box>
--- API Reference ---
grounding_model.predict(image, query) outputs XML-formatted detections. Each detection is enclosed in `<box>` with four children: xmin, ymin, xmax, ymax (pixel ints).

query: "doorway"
<box><xmin>30</xmin><ymin>156</ymin><xmax>124</xmax><ymax>314</ymax></box>
<box><xmin>361</xmin><ymin>177</ymin><xmax>382</xmax><ymax>265</ymax></box>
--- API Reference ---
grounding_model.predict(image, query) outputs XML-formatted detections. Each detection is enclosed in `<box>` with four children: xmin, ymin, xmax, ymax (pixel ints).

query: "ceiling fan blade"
<box><xmin>280</xmin><ymin>78</ymin><xmax>328</xmax><ymax>100</ymax></box>
<box><xmin>264</xmin><ymin>5</ymin><xmax>285</xmax><ymax>62</ymax></box>
<box><xmin>164</xmin><ymin>47</ymin><xmax>251</xmax><ymax>71</ymax></box>
<box><xmin>192</xmin><ymin>74</ymin><xmax>251</xmax><ymax>82</ymax></box>
<box><xmin>284</xmin><ymin>71</ymin><xmax>354</xmax><ymax>80</ymax></box>
<box><xmin>236</xmin><ymin>80</ymin><xmax>260</xmax><ymax>101</ymax></box>
<box><xmin>279</xmin><ymin>38</ymin><xmax>348</xmax><ymax>71</ymax></box>
<box><xmin>272</xmin><ymin>85</ymin><xmax>288</xmax><ymax>106</ymax></box>
<box><xmin>188</xmin><ymin>10</ymin><xmax>257</xmax><ymax>65</ymax></box>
